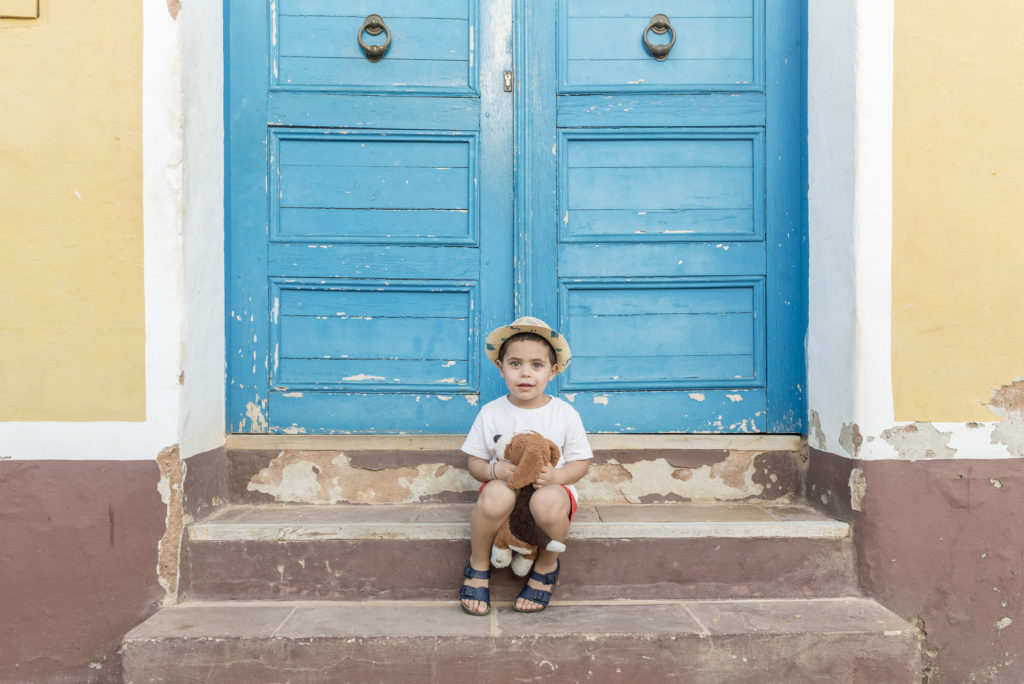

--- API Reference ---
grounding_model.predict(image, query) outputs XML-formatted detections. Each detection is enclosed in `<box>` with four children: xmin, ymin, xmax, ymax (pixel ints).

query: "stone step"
<box><xmin>122</xmin><ymin>598</ymin><xmax>922</xmax><ymax>683</ymax></box>
<box><xmin>180</xmin><ymin>502</ymin><xmax>857</xmax><ymax>602</ymax></box>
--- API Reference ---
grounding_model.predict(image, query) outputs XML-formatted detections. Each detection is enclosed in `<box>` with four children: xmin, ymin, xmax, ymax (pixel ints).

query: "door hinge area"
<box><xmin>503</xmin><ymin>70</ymin><xmax>514</xmax><ymax>92</ymax></box>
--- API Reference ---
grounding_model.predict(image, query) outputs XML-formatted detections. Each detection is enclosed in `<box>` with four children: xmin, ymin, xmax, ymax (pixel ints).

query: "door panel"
<box><xmin>274</xmin><ymin>0</ymin><xmax>476</xmax><ymax>93</ymax></box>
<box><xmin>518</xmin><ymin>0</ymin><xmax>803</xmax><ymax>433</ymax></box>
<box><xmin>559</xmin><ymin>0</ymin><xmax>763</xmax><ymax>93</ymax></box>
<box><xmin>228</xmin><ymin>0</ymin><xmax>803</xmax><ymax>434</ymax></box>
<box><xmin>561</xmin><ymin>129</ymin><xmax>764</xmax><ymax>242</ymax></box>
<box><xmin>272</xmin><ymin>280</ymin><xmax>478</xmax><ymax>390</ymax></box>
<box><xmin>271</xmin><ymin>131</ymin><xmax>477</xmax><ymax>244</ymax></box>
<box><xmin>561</xmin><ymin>278</ymin><xmax>763</xmax><ymax>389</ymax></box>
<box><xmin>228</xmin><ymin>0</ymin><xmax>512</xmax><ymax>433</ymax></box>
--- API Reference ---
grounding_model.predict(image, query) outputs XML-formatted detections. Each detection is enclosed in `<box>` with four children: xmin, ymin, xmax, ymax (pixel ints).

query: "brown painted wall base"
<box><xmin>0</xmin><ymin>460</ymin><xmax>166</xmax><ymax>684</ymax></box>
<box><xmin>808</xmin><ymin>449</ymin><xmax>1024</xmax><ymax>683</ymax></box>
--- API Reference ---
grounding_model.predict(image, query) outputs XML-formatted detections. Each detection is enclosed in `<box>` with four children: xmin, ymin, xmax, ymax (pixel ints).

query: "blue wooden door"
<box><xmin>227</xmin><ymin>0</ymin><xmax>804</xmax><ymax>434</ymax></box>
<box><xmin>227</xmin><ymin>0</ymin><xmax>513</xmax><ymax>433</ymax></box>
<box><xmin>518</xmin><ymin>0</ymin><xmax>804</xmax><ymax>433</ymax></box>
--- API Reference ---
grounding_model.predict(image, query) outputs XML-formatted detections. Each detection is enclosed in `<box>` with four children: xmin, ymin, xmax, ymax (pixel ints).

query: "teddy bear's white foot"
<box><xmin>491</xmin><ymin>545</ymin><xmax>512</xmax><ymax>568</ymax></box>
<box><xmin>544</xmin><ymin>540</ymin><xmax>566</xmax><ymax>553</ymax></box>
<box><xmin>510</xmin><ymin>553</ymin><xmax>535</xmax><ymax>577</ymax></box>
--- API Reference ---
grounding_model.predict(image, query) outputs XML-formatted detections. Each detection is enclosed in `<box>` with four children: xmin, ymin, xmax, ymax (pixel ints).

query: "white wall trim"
<box><xmin>806</xmin><ymin>0</ymin><xmax>859</xmax><ymax>455</ymax></box>
<box><xmin>852</xmin><ymin>0</ymin><xmax>896</xmax><ymax>441</ymax></box>
<box><xmin>178</xmin><ymin>1</ymin><xmax>226</xmax><ymax>459</ymax></box>
<box><xmin>807</xmin><ymin>0</ymin><xmax>895</xmax><ymax>457</ymax></box>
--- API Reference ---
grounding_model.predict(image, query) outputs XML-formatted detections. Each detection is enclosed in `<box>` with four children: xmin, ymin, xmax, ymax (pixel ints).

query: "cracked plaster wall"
<box><xmin>245</xmin><ymin>449</ymin><xmax>800</xmax><ymax>505</ymax></box>
<box><xmin>811</xmin><ymin>380</ymin><xmax>1024</xmax><ymax>462</ymax></box>
<box><xmin>156</xmin><ymin>446</ymin><xmax>185</xmax><ymax>602</ymax></box>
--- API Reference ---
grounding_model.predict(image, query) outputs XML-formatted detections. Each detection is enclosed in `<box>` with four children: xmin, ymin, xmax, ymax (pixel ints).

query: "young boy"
<box><xmin>458</xmin><ymin>316</ymin><xmax>592</xmax><ymax>615</ymax></box>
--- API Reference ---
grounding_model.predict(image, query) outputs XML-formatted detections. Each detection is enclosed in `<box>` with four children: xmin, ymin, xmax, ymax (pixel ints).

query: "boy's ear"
<box><xmin>551</xmin><ymin>363</ymin><xmax>560</xmax><ymax>375</ymax></box>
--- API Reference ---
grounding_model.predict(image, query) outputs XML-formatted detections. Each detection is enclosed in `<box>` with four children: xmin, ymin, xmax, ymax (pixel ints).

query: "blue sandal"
<box><xmin>459</xmin><ymin>564</ymin><xmax>491</xmax><ymax>616</ymax></box>
<box><xmin>514</xmin><ymin>559</ymin><xmax>560</xmax><ymax>613</ymax></box>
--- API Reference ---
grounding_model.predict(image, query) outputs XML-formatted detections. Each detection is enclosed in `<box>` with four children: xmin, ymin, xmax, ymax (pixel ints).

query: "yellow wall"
<box><xmin>0</xmin><ymin>1</ymin><xmax>145</xmax><ymax>421</ymax></box>
<box><xmin>893</xmin><ymin>1</ymin><xmax>1024</xmax><ymax>422</ymax></box>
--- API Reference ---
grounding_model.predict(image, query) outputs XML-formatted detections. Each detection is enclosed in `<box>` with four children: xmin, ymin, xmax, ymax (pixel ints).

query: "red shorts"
<box><xmin>479</xmin><ymin>482</ymin><xmax>578</xmax><ymax>521</ymax></box>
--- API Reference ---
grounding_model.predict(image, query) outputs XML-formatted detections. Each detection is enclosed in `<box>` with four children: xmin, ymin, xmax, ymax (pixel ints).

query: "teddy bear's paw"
<box><xmin>510</xmin><ymin>554</ymin><xmax>535</xmax><ymax>577</ymax></box>
<box><xmin>491</xmin><ymin>546</ymin><xmax>512</xmax><ymax>568</ymax></box>
<box><xmin>545</xmin><ymin>540</ymin><xmax>566</xmax><ymax>553</ymax></box>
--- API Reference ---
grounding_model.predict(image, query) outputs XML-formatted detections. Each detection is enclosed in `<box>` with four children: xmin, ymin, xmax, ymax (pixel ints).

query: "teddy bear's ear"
<box><xmin>548</xmin><ymin>441</ymin><xmax>561</xmax><ymax>467</ymax></box>
<box><xmin>495</xmin><ymin>432</ymin><xmax>514</xmax><ymax>462</ymax></box>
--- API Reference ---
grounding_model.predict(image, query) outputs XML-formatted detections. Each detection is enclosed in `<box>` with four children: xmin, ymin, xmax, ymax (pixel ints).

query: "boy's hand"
<box><xmin>532</xmin><ymin>464</ymin><xmax>557</xmax><ymax>489</ymax></box>
<box><xmin>492</xmin><ymin>459</ymin><xmax>515</xmax><ymax>482</ymax></box>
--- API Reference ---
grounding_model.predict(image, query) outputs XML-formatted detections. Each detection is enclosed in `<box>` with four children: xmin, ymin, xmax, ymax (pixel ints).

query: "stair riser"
<box><xmin>122</xmin><ymin>631</ymin><xmax>920</xmax><ymax>684</ymax></box>
<box><xmin>180</xmin><ymin>536</ymin><xmax>857</xmax><ymax>602</ymax></box>
<box><xmin>226</xmin><ymin>447</ymin><xmax>803</xmax><ymax>506</ymax></box>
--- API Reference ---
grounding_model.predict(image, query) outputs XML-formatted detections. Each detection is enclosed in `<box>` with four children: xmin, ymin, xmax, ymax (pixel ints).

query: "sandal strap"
<box><xmin>528</xmin><ymin>559</ymin><xmax>560</xmax><ymax>585</ymax></box>
<box><xmin>459</xmin><ymin>584</ymin><xmax>491</xmax><ymax>604</ymax></box>
<box><xmin>464</xmin><ymin>564</ymin><xmax>491</xmax><ymax>580</ymax></box>
<box><xmin>516</xmin><ymin>586</ymin><xmax>552</xmax><ymax>606</ymax></box>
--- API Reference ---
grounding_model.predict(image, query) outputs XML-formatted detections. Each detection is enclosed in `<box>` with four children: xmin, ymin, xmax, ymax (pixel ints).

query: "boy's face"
<box><xmin>496</xmin><ymin>338</ymin><xmax>559</xmax><ymax>409</ymax></box>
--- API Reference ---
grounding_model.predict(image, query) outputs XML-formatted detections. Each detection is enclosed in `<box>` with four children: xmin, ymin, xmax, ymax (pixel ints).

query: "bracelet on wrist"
<box><xmin>490</xmin><ymin>462</ymin><xmax>496</xmax><ymax>481</ymax></box>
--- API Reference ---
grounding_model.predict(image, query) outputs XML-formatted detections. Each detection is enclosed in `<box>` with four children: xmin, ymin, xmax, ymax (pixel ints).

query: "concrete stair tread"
<box><xmin>123</xmin><ymin>598</ymin><xmax>922</xmax><ymax>682</ymax></box>
<box><xmin>189</xmin><ymin>501</ymin><xmax>848</xmax><ymax>542</ymax></box>
<box><xmin>126</xmin><ymin>597</ymin><xmax>916</xmax><ymax>640</ymax></box>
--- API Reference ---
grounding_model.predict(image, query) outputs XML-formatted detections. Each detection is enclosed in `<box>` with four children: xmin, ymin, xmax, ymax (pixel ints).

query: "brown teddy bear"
<box><xmin>490</xmin><ymin>431</ymin><xmax>567</xmax><ymax>576</ymax></box>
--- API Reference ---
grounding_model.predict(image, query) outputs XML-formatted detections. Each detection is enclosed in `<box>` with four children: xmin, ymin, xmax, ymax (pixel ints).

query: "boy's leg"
<box><xmin>462</xmin><ymin>481</ymin><xmax>515</xmax><ymax>614</ymax></box>
<box><xmin>515</xmin><ymin>484</ymin><xmax>572</xmax><ymax>612</ymax></box>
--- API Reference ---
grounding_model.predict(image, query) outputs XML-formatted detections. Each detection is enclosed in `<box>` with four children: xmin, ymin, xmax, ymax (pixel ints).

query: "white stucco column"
<box><xmin>807</xmin><ymin>0</ymin><xmax>895</xmax><ymax>457</ymax></box>
<box><xmin>178</xmin><ymin>1</ymin><xmax>226</xmax><ymax>459</ymax></box>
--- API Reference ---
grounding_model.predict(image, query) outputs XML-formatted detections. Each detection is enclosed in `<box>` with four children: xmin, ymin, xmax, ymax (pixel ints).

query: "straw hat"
<box><xmin>484</xmin><ymin>316</ymin><xmax>571</xmax><ymax>372</ymax></box>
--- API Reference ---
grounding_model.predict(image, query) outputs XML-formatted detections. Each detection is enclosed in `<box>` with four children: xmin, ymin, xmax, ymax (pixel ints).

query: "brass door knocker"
<box><xmin>358</xmin><ymin>14</ymin><xmax>392</xmax><ymax>62</ymax></box>
<box><xmin>642</xmin><ymin>14</ymin><xmax>676</xmax><ymax>61</ymax></box>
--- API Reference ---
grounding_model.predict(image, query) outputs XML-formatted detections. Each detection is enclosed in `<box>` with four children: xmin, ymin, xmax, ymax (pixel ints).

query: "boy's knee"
<box><xmin>529</xmin><ymin>486</ymin><xmax>570</xmax><ymax>522</ymax></box>
<box><xmin>477</xmin><ymin>481</ymin><xmax>514</xmax><ymax>515</ymax></box>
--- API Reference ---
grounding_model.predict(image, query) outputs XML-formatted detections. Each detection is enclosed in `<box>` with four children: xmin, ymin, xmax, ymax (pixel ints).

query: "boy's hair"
<box><xmin>497</xmin><ymin>332</ymin><xmax>558</xmax><ymax>366</ymax></box>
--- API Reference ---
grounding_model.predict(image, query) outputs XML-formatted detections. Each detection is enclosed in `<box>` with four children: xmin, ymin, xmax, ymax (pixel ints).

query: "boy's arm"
<box><xmin>466</xmin><ymin>454</ymin><xmax>515</xmax><ymax>484</ymax></box>
<box><xmin>462</xmin><ymin>408</ymin><xmax>505</xmax><ymax>483</ymax></box>
<box><xmin>532</xmin><ymin>406</ymin><xmax>592</xmax><ymax>487</ymax></box>
<box><xmin>534</xmin><ymin>458</ymin><xmax>590</xmax><ymax>488</ymax></box>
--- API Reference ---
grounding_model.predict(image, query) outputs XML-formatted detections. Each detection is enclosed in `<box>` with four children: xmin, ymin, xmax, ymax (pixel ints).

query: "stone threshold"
<box><xmin>125</xmin><ymin>597</ymin><xmax>916</xmax><ymax>641</ymax></box>
<box><xmin>188</xmin><ymin>502</ymin><xmax>848</xmax><ymax>542</ymax></box>
<box><xmin>226</xmin><ymin>433</ymin><xmax>806</xmax><ymax>452</ymax></box>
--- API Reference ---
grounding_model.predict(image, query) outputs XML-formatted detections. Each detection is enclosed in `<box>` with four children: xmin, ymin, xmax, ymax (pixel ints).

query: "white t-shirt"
<box><xmin>461</xmin><ymin>395</ymin><xmax>593</xmax><ymax>500</ymax></box>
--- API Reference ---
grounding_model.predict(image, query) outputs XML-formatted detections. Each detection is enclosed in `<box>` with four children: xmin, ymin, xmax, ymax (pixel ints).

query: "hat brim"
<box><xmin>485</xmin><ymin>323</ymin><xmax>571</xmax><ymax>373</ymax></box>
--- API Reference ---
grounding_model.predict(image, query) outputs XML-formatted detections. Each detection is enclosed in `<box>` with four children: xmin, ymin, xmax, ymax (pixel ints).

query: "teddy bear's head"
<box><xmin>498</xmin><ymin>431</ymin><xmax>561</xmax><ymax>490</ymax></box>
